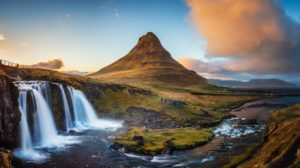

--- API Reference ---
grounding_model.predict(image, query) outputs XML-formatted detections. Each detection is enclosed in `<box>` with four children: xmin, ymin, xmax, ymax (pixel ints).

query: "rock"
<box><xmin>0</xmin><ymin>148</ymin><xmax>13</xmax><ymax>168</ymax></box>
<box><xmin>239</xmin><ymin>119</ymin><xmax>259</xmax><ymax>125</ymax></box>
<box><xmin>0</xmin><ymin>75</ymin><xmax>21</xmax><ymax>148</ymax></box>
<box><xmin>132</xmin><ymin>135</ymin><xmax>144</xmax><ymax>146</ymax></box>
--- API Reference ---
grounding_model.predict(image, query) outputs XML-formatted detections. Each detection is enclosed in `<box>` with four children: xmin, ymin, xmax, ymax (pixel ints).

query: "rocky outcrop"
<box><xmin>124</xmin><ymin>106</ymin><xmax>179</xmax><ymax>129</ymax></box>
<box><xmin>0</xmin><ymin>75</ymin><xmax>21</xmax><ymax>148</ymax></box>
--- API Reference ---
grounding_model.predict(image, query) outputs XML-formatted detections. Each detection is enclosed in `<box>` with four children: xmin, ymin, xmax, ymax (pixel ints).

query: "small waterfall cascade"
<box><xmin>59</xmin><ymin>84</ymin><xmax>73</xmax><ymax>131</ymax></box>
<box><xmin>67</xmin><ymin>86</ymin><xmax>123</xmax><ymax>129</ymax></box>
<box><xmin>67</xmin><ymin>86</ymin><xmax>99</xmax><ymax>127</ymax></box>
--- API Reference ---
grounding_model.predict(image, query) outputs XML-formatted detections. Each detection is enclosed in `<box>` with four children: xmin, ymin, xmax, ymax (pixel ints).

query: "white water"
<box><xmin>59</xmin><ymin>84</ymin><xmax>73</xmax><ymax>131</ymax></box>
<box><xmin>32</xmin><ymin>89</ymin><xmax>59</xmax><ymax>147</ymax></box>
<box><xmin>68</xmin><ymin>86</ymin><xmax>122</xmax><ymax>130</ymax></box>
<box><xmin>14</xmin><ymin>81</ymin><xmax>122</xmax><ymax>162</ymax></box>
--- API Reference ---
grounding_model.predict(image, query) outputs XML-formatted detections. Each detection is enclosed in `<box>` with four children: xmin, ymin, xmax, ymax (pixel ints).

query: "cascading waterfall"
<box><xmin>68</xmin><ymin>86</ymin><xmax>97</xmax><ymax>127</ymax></box>
<box><xmin>68</xmin><ymin>86</ymin><xmax>122</xmax><ymax>129</ymax></box>
<box><xmin>59</xmin><ymin>84</ymin><xmax>73</xmax><ymax>131</ymax></box>
<box><xmin>15</xmin><ymin>82</ymin><xmax>60</xmax><ymax>147</ymax></box>
<box><xmin>14</xmin><ymin>81</ymin><xmax>122</xmax><ymax>161</ymax></box>
<box><xmin>18</xmin><ymin>91</ymin><xmax>34</xmax><ymax>154</ymax></box>
<box><xmin>31</xmin><ymin>89</ymin><xmax>59</xmax><ymax>147</ymax></box>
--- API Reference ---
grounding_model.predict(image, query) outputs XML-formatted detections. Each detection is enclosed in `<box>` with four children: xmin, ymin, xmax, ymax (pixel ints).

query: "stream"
<box><xmin>13</xmin><ymin>95</ymin><xmax>300</xmax><ymax>168</ymax></box>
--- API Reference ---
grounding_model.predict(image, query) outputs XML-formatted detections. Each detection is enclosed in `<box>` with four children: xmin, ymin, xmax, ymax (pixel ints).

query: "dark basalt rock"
<box><xmin>0</xmin><ymin>75</ymin><xmax>21</xmax><ymax>148</ymax></box>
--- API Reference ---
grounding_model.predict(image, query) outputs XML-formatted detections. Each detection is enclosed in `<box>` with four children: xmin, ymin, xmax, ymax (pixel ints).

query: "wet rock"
<box><xmin>239</xmin><ymin>119</ymin><xmax>259</xmax><ymax>126</ymax></box>
<box><xmin>0</xmin><ymin>148</ymin><xmax>13</xmax><ymax>168</ymax></box>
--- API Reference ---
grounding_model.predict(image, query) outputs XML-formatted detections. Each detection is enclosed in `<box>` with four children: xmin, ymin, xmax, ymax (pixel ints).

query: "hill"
<box><xmin>89</xmin><ymin>32</ymin><xmax>206</xmax><ymax>87</ymax></box>
<box><xmin>208</xmin><ymin>78</ymin><xmax>297</xmax><ymax>89</ymax></box>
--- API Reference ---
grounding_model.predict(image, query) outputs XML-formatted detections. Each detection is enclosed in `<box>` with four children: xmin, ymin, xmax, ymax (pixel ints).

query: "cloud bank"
<box><xmin>29</xmin><ymin>58</ymin><xmax>64</xmax><ymax>70</ymax></box>
<box><xmin>186</xmin><ymin>0</ymin><xmax>300</xmax><ymax>74</ymax></box>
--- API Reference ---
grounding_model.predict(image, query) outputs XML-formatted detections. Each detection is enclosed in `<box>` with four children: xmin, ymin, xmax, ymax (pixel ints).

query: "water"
<box><xmin>31</xmin><ymin>89</ymin><xmax>59</xmax><ymax>147</ymax></box>
<box><xmin>14</xmin><ymin>81</ymin><xmax>122</xmax><ymax>163</ymax></box>
<box><xmin>14</xmin><ymin>96</ymin><xmax>300</xmax><ymax>168</ymax></box>
<box><xmin>59</xmin><ymin>84</ymin><xmax>73</xmax><ymax>131</ymax></box>
<box><xmin>68</xmin><ymin>86</ymin><xmax>122</xmax><ymax>130</ymax></box>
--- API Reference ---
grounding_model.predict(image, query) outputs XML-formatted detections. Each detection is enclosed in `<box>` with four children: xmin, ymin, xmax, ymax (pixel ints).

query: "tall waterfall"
<box><xmin>31</xmin><ymin>89</ymin><xmax>58</xmax><ymax>147</ymax></box>
<box><xmin>18</xmin><ymin>91</ymin><xmax>34</xmax><ymax>153</ymax></box>
<box><xmin>59</xmin><ymin>85</ymin><xmax>73</xmax><ymax>131</ymax></box>
<box><xmin>15</xmin><ymin>82</ymin><xmax>59</xmax><ymax>147</ymax></box>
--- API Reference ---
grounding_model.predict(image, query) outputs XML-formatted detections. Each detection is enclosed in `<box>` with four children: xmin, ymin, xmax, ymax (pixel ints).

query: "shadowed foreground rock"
<box><xmin>0</xmin><ymin>148</ymin><xmax>13</xmax><ymax>168</ymax></box>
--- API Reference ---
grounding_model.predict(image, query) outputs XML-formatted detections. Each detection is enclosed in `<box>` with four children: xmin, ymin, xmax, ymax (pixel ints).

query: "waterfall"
<box><xmin>31</xmin><ymin>89</ymin><xmax>59</xmax><ymax>147</ymax></box>
<box><xmin>68</xmin><ymin>86</ymin><xmax>122</xmax><ymax>129</ymax></box>
<box><xmin>59</xmin><ymin>84</ymin><xmax>73</xmax><ymax>131</ymax></box>
<box><xmin>18</xmin><ymin>91</ymin><xmax>34</xmax><ymax>153</ymax></box>
<box><xmin>14</xmin><ymin>81</ymin><xmax>122</xmax><ymax>161</ymax></box>
<box><xmin>68</xmin><ymin>86</ymin><xmax>97</xmax><ymax>127</ymax></box>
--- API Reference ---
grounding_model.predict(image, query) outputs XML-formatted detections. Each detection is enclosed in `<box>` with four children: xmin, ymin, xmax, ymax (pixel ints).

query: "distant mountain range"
<box><xmin>89</xmin><ymin>32</ymin><xmax>206</xmax><ymax>87</ymax></box>
<box><xmin>208</xmin><ymin>78</ymin><xmax>298</xmax><ymax>89</ymax></box>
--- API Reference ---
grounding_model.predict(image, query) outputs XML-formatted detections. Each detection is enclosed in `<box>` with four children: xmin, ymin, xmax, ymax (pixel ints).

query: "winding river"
<box><xmin>13</xmin><ymin>95</ymin><xmax>300</xmax><ymax>168</ymax></box>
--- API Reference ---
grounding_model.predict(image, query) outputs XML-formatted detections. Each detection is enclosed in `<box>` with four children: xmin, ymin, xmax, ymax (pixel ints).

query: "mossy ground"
<box><xmin>113</xmin><ymin>127</ymin><xmax>214</xmax><ymax>155</ymax></box>
<box><xmin>4</xmin><ymin>67</ymin><xmax>260</xmax><ymax>127</ymax></box>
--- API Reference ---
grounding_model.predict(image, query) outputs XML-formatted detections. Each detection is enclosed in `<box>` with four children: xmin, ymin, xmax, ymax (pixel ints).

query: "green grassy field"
<box><xmin>113</xmin><ymin>127</ymin><xmax>214</xmax><ymax>155</ymax></box>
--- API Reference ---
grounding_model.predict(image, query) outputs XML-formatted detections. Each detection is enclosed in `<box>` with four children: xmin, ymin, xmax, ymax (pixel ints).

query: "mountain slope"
<box><xmin>208</xmin><ymin>78</ymin><xmax>297</xmax><ymax>88</ymax></box>
<box><xmin>89</xmin><ymin>32</ymin><xmax>206</xmax><ymax>87</ymax></box>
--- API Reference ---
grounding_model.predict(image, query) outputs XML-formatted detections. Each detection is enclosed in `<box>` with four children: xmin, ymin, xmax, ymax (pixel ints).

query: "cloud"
<box><xmin>0</xmin><ymin>34</ymin><xmax>5</xmax><ymax>41</ymax></box>
<box><xmin>178</xmin><ymin>57</ymin><xmax>232</xmax><ymax>79</ymax></box>
<box><xmin>186</xmin><ymin>0</ymin><xmax>300</xmax><ymax>74</ymax></box>
<box><xmin>28</xmin><ymin>57</ymin><xmax>64</xmax><ymax>70</ymax></box>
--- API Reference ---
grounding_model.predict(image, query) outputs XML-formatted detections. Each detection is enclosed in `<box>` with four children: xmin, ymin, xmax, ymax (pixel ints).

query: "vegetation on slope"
<box><xmin>113</xmin><ymin>127</ymin><xmax>214</xmax><ymax>155</ymax></box>
<box><xmin>227</xmin><ymin>103</ymin><xmax>300</xmax><ymax>168</ymax></box>
<box><xmin>4</xmin><ymin>67</ymin><xmax>259</xmax><ymax>128</ymax></box>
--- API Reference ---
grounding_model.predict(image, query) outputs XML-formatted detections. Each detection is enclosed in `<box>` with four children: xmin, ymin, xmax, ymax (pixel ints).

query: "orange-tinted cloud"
<box><xmin>28</xmin><ymin>58</ymin><xmax>64</xmax><ymax>70</ymax></box>
<box><xmin>186</xmin><ymin>0</ymin><xmax>300</xmax><ymax>73</ymax></box>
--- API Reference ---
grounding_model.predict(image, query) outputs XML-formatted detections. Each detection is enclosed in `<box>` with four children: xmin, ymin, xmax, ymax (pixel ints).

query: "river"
<box><xmin>13</xmin><ymin>96</ymin><xmax>300</xmax><ymax>168</ymax></box>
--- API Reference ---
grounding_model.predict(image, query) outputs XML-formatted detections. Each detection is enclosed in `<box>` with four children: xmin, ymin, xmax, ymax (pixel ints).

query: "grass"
<box><xmin>5</xmin><ymin>67</ymin><xmax>260</xmax><ymax>127</ymax></box>
<box><xmin>235</xmin><ymin>103</ymin><xmax>300</xmax><ymax>168</ymax></box>
<box><xmin>113</xmin><ymin>127</ymin><xmax>214</xmax><ymax>155</ymax></box>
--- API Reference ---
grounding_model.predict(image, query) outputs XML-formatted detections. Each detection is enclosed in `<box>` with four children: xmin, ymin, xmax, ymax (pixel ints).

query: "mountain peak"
<box><xmin>89</xmin><ymin>32</ymin><xmax>206</xmax><ymax>86</ymax></box>
<box><xmin>130</xmin><ymin>32</ymin><xmax>164</xmax><ymax>54</ymax></box>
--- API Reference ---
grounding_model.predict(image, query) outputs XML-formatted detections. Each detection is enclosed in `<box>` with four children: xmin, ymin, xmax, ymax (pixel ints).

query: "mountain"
<box><xmin>208</xmin><ymin>78</ymin><xmax>297</xmax><ymax>88</ymax></box>
<box><xmin>89</xmin><ymin>32</ymin><xmax>206</xmax><ymax>87</ymax></box>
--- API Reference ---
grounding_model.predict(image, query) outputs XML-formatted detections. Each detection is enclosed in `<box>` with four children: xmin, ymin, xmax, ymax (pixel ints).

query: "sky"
<box><xmin>0</xmin><ymin>0</ymin><xmax>299</xmax><ymax>83</ymax></box>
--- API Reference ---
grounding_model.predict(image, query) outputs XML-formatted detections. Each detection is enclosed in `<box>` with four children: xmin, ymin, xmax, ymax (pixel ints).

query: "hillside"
<box><xmin>208</xmin><ymin>78</ymin><xmax>297</xmax><ymax>89</ymax></box>
<box><xmin>89</xmin><ymin>32</ymin><xmax>206</xmax><ymax>87</ymax></box>
<box><xmin>233</xmin><ymin>103</ymin><xmax>300</xmax><ymax>168</ymax></box>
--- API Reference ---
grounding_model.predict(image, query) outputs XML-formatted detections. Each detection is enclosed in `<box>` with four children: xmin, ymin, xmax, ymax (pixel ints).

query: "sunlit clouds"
<box><xmin>28</xmin><ymin>57</ymin><xmax>64</xmax><ymax>70</ymax></box>
<box><xmin>186</xmin><ymin>0</ymin><xmax>300</xmax><ymax>74</ymax></box>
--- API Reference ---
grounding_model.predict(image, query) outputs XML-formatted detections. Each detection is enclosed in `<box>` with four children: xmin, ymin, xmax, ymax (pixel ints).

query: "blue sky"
<box><xmin>0</xmin><ymin>0</ymin><xmax>299</xmax><ymax>82</ymax></box>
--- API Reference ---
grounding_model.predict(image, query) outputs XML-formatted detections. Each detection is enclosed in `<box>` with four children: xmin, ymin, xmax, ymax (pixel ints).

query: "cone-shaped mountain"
<box><xmin>90</xmin><ymin>32</ymin><xmax>206</xmax><ymax>86</ymax></box>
